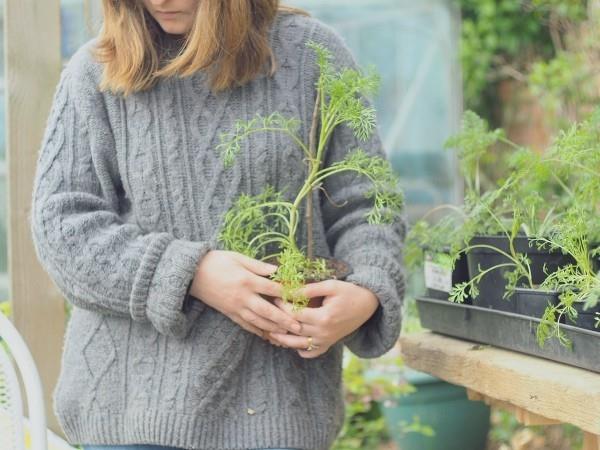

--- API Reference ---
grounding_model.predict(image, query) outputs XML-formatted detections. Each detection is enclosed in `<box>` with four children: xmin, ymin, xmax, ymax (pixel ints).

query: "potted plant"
<box><xmin>405</xmin><ymin>209</ymin><xmax>470</xmax><ymax>302</ymax></box>
<box><xmin>413</xmin><ymin>110</ymin><xmax>600</xmax><ymax>366</ymax></box>
<box><xmin>410</xmin><ymin>111</ymin><xmax>571</xmax><ymax>312</ymax></box>
<box><xmin>529</xmin><ymin>207</ymin><xmax>600</xmax><ymax>347</ymax></box>
<box><xmin>507</xmin><ymin>111</ymin><xmax>600</xmax><ymax>346</ymax></box>
<box><xmin>216</xmin><ymin>41</ymin><xmax>403</xmax><ymax>309</ymax></box>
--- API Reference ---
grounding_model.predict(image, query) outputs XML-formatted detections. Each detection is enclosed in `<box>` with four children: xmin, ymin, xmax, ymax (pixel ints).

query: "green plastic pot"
<box><xmin>377</xmin><ymin>369</ymin><xmax>490</xmax><ymax>450</ymax></box>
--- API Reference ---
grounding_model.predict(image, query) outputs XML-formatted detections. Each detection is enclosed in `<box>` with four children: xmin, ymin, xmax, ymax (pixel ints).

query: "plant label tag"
<box><xmin>424</xmin><ymin>255</ymin><xmax>452</xmax><ymax>293</ymax></box>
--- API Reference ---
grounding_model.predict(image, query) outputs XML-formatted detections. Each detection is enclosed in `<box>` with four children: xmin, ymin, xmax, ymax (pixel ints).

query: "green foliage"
<box><xmin>546</xmin><ymin>109</ymin><xmax>600</xmax><ymax>240</ymax></box>
<box><xmin>219</xmin><ymin>186</ymin><xmax>291</xmax><ymax>259</ymax></box>
<box><xmin>458</xmin><ymin>0</ymin><xmax>557</xmax><ymax>114</ymax></box>
<box><xmin>399</xmin><ymin>416</ymin><xmax>435</xmax><ymax>438</ymax></box>
<box><xmin>490</xmin><ymin>408</ymin><xmax>583</xmax><ymax>449</ymax></box>
<box><xmin>0</xmin><ymin>301</ymin><xmax>10</xmax><ymax>318</ymax></box>
<box><xmin>324</xmin><ymin>148</ymin><xmax>404</xmax><ymax>225</ymax></box>
<box><xmin>458</xmin><ymin>0</ymin><xmax>589</xmax><ymax>120</ymax></box>
<box><xmin>218</xmin><ymin>113</ymin><xmax>303</xmax><ymax>167</ymax></box>
<box><xmin>445</xmin><ymin>111</ymin><xmax>505</xmax><ymax>194</ymax></box>
<box><xmin>411</xmin><ymin>112</ymin><xmax>546</xmax><ymax>303</ymax></box>
<box><xmin>529</xmin><ymin>52</ymin><xmax>596</xmax><ymax>124</ymax></box>
<box><xmin>534</xmin><ymin>208</ymin><xmax>600</xmax><ymax>346</ymax></box>
<box><xmin>218</xmin><ymin>41</ymin><xmax>403</xmax><ymax>309</ymax></box>
<box><xmin>270</xmin><ymin>246</ymin><xmax>333</xmax><ymax>310</ymax></box>
<box><xmin>332</xmin><ymin>355</ymin><xmax>413</xmax><ymax>450</ymax></box>
<box><xmin>404</xmin><ymin>211</ymin><xmax>464</xmax><ymax>270</ymax></box>
<box><xmin>307</xmin><ymin>41</ymin><xmax>380</xmax><ymax>142</ymax></box>
<box><xmin>413</xmin><ymin>110</ymin><xmax>586</xmax><ymax>308</ymax></box>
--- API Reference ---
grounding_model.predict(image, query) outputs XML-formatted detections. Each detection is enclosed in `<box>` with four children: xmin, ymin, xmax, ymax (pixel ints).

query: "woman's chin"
<box><xmin>158</xmin><ymin>23</ymin><xmax>190</xmax><ymax>37</ymax></box>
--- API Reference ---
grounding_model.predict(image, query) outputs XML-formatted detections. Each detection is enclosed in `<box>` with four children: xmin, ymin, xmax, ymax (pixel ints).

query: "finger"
<box><xmin>241</xmin><ymin>308</ymin><xmax>290</xmax><ymax>334</ymax></box>
<box><xmin>250</xmin><ymin>274</ymin><xmax>283</xmax><ymax>298</ymax></box>
<box><xmin>231</xmin><ymin>316</ymin><xmax>265</xmax><ymax>339</ymax></box>
<box><xmin>249</xmin><ymin>296</ymin><xmax>303</xmax><ymax>333</ymax></box>
<box><xmin>234</xmin><ymin>253</ymin><xmax>278</xmax><ymax>276</ymax></box>
<box><xmin>268</xmin><ymin>332</ymin><xmax>325</xmax><ymax>351</ymax></box>
<box><xmin>299</xmin><ymin>279</ymin><xmax>341</xmax><ymax>299</ymax></box>
<box><xmin>266</xmin><ymin>335</ymin><xmax>287</xmax><ymax>348</ymax></box>
<box><xmin>283</xmin><ymin>322</ymin><xmax>321</xmax><ymax>338</ymax></box>
<box><xmin>297</xmin><ymin>346</ymin><xmax>329</xmax><ymax>359</ymax></box>
<box><xmin>273</xmin><ymin>298</ymin><xmax>324</xmax><ymax>326</ymax></box>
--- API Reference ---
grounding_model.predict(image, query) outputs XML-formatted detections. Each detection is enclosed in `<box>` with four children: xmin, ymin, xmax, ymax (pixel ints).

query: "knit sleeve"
<box><xmin>30</xmin><ymin>50</ymin><xmax>211</xmax><ymax>340</ymax></box>
<box><xmin>310</xmin><ymin>22</ymin><xmax>407</xmax><ymax>358</ymax></box>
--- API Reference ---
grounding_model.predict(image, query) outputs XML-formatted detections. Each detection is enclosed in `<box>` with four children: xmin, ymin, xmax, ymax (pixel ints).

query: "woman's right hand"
<box><xmin>189</xmin><ymin>250</ymin><xmax>302</xmax><ymax>339</ymax></box>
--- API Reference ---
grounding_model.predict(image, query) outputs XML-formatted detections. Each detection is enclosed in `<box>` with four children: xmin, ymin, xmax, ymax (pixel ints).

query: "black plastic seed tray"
<box><xmin>416</xmin><ymin>296</ymin><xmax>600</xmax><ymax>373</ymax></box>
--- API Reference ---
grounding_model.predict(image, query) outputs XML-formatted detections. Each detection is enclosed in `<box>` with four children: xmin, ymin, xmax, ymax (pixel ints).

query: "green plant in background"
<box><xmin>529</xmin><ymin>52</ymin><xmax>596</xmax><ymax>126</ymax></box>
<box><xmin>407</xmin><ymin>110</ymin><xmax>564</xmax><ymax>304</ymax></box>
<box><xmin>490</xmin><ymin>408</ymin><xmax>583</xmax><ymax>449</ymax></box>
<box><xmin>458</xmin><ymin>0</ymin><xmax>556</xmax><ymax>114</ymax></box>
<box><xmin>332</xmin><ymin>355</ymin><xmax>423</xmax><ymax>450</ymax></box>
<box><xmin>416</xmin><ymin>107</ymin><xmax>600</xmax><ymax>346</ymax></box>
<box><xmin>398</xmin><ymin>416</ymin><xmax>435</xmax><ymax>439</ymax></box>
<box><xmin>405</xmin><ymin>111</ymin><xmax>509</xmax><ymax>273</ymax></box>
<box><xmin>218</xmin><ymin>41</ymin><xmax>403</xmax><ymax>309</ymax></box>
<box><xmin>534</xmin><ymin>209</ymin><xmax>600</xmax><ymax>346</ymax></box>
<box><xmin>332</xmin><ymin>356</ymin><xmax>393</xmax><ymax>450</ymax></box>
<box><xmin>0</xmin><ymin>300</ymin><xmax>11</xmax><ymax>318</ymax></box>
<box><xmin>447</xmin><ymin>184</ymin><xmax>538</xmax><ymax>305</ymax></box>
<box><xmin>458</xmin><ymin>0</ymin><xmax>588</xmax><ymax>121</ymax></box>
<box><xmin>543</xmin><ymin>108</ymin><xmax>600</xmax><ymax>240</ymax></box>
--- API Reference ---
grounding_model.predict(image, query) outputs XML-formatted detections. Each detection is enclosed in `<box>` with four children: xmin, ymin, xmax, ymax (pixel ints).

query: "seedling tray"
<box><xmin>416</xmin><ymin>296</ymin><xmax>600</xmax><ymax>373</ymax></box>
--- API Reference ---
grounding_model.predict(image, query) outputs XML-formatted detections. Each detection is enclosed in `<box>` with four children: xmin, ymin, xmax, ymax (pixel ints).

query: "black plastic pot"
<box><xmin>513</xmin><ymin>288</ymin><xmax>560</xmax><ymax>319</ymax></box>
<box><xmin>466</xmin><ymin>235</ymin><xmax>573</xmax><ymax>313</ymax></box>
<box><xmin>572</xmin><ymin>302</ymin><xmax>600</xmax><ymax>332</ymax></box>
<box><xmin>423</xmin><ymin>249</ymin><xmax>470</xmax><ymax>304</ymax></box>
<box><xmin>416</xmin><ymin>296</ymin><xmax>600</xmax><ymax>373</ymax></box>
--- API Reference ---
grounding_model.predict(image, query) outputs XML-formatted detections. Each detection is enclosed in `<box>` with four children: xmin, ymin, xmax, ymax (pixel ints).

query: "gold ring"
<box><xmin>306</xmin><ymin>336</ymin><xmax>315</xmax><ymax>351</ymax></box>
<box><xmin>306</xmin><ymin>336</ymin><xmax>320</xmax><ymax>351</ymax></box>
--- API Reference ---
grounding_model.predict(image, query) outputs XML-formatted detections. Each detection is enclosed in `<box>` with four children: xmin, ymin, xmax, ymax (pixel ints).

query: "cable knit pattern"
<box><xmin>29</xmin><ymin>13</ymin><xmax>405</xmax><ymax>450</ymax></box>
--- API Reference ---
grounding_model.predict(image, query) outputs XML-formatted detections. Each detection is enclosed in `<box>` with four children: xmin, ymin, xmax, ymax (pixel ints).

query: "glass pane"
<box><xmin>61</xmin><ymin>0</ymin><xmax>102</xmax><ymax>60</ymax></box>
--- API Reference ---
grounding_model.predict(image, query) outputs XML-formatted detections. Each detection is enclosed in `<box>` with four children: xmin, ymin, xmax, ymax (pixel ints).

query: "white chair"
<box><xmin>0</xmin><ymin>310</ymin><xmax>47</xmax><ymax>450</ymax></box>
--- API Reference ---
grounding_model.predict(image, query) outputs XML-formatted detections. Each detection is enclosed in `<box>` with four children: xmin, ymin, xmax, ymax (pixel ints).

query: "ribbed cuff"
<box><xmin>342</xmin><ymin>264</ymin><xmax>404</xmax><ymax>358</ymax></box>
<box><xmin>130</xmin><ymin>233</ymin><xmax>211</xmax><ymax>339</ymax></box>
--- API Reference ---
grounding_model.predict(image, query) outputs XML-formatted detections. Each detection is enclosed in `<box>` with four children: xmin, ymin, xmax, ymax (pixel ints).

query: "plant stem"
<box><xmin>306</xmin><ymin>90</ymin><xmax>321</xmax><ymax>260</ymax></box>
<box><xmin>543</xmin><ymin>157</ymin><xmax>599</xmax><ymax>178</ymax></box>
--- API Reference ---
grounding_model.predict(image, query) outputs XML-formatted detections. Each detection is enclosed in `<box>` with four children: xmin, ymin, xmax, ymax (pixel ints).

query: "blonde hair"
<box><xmin>94</xmin><ymin>1</ymin><xmax>309</xmax><ymax>96</ymax></box>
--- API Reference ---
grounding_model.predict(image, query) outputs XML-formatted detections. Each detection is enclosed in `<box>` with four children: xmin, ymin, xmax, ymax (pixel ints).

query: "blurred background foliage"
<box><xmin>459</xmin><ymin>0</ymin><xmax>598</xmax><ymax>138</ymax></box>
<box><xmin>455</xmin><ymin>0</ymin><xmax>600</xmax><ymax>196</ymax></box>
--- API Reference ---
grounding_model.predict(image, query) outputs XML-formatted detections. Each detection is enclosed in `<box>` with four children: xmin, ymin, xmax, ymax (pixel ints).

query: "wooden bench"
<box><xmin>400</xmin><ymin>332</ymin><xmax>600</xmax><ymax>449</ymax></box>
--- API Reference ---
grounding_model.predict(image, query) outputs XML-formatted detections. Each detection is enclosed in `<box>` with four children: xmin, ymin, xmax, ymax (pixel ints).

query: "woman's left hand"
<box><xmin>267</xmin><ymin>280</ymin><xmax>379</xmax><ymax>358</ymax></box>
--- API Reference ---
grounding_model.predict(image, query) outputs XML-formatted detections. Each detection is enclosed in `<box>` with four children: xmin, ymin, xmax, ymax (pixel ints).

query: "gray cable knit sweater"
<box><xmin>30</xmin><ymin>12</ymin><xmax>405</xmax><ymax>450</ymax></box>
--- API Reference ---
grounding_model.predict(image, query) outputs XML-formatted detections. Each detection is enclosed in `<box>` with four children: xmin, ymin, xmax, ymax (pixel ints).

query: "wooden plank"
<box><xmin>5</xmin><ymin>0</ymin><xmax>64</xmax><ymax>434</ymax></box>
<box><xmin>583</xmin><ymin>433</ymin><xmax>600</xmax><ymax>450</ymax></box>
<box><xmin>400</xmin><ymin>332</ymin><xmax>600</xmax><ymax>435</ymax></box>
<box><xmin>467</xmin><ymin>389</ymin><xmax>559</xmax><ymax>426</ymax></box>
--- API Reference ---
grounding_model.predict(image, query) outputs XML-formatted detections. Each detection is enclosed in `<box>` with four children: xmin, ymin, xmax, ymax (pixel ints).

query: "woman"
<box><xmin>30</xmin><ymin>1</ymin><xmax>405</xmax><ymax>449</ymax></box>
